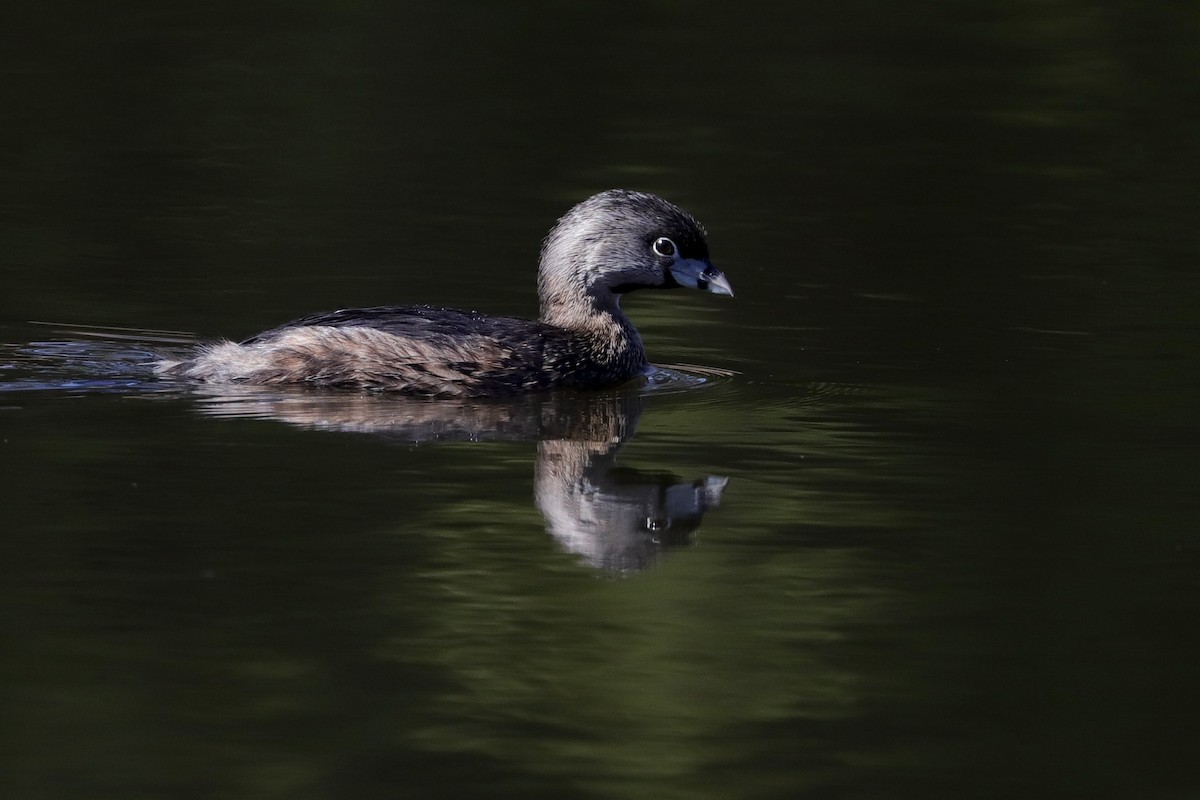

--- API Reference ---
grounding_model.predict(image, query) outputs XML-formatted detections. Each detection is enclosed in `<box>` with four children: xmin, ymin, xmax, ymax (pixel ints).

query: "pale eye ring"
<box><xmin>652</xmin><ymin>237</ymin><xmax>677</xmax><ymax>257</ymax></box>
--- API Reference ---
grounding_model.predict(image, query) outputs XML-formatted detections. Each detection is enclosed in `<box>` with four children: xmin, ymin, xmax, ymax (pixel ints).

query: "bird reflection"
<box><xmin>190</xmin><ymin>386</ymin><xmax>726</xmax><ymax>571</ymax></box>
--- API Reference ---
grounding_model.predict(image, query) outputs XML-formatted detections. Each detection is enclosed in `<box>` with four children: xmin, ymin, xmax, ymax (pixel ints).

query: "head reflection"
<box><xmin>190</xmin><ymin>387</ymin><xmax>726</xmax><ymax>572</ymax></box>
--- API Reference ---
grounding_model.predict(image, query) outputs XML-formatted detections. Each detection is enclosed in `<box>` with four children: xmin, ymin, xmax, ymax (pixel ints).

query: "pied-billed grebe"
<box><xmin>157</xmin><ymin>189</ymin><xmax>733</xmax><ymax>397</ymax></box>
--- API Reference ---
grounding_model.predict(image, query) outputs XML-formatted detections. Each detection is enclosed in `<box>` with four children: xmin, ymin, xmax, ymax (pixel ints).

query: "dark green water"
<box><xmin>3</xmin><ymin>3</ymin><xmax>1199</xmax><ymax>799</ymax></box>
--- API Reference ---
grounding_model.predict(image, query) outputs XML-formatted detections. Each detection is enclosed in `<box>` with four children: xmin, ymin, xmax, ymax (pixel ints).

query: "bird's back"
<box><xmin>161</xmin><ymin>305</ymin><xmax>647</xmax><ymax>397</ymax></box>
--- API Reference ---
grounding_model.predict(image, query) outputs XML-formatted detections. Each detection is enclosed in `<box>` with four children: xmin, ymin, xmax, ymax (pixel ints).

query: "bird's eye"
<box><xmin>652</xmin><ymin>237</ymin><xmax>677</xmax><ymax>257</ymax></box>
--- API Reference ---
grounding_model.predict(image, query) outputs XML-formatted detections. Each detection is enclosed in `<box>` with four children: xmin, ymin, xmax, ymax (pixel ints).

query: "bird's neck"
<box><xmin>541</xmin><ymin>284</ymin><xmax>618</xmax><ymax>329</ymax></box>
<box><xmin>540</xmin><ymin>290</ymin><xmax>645</xmax><ymax>363</ymax></box>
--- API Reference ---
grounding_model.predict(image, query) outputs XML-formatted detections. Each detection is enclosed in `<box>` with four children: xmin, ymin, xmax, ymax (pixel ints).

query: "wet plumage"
<box><xmin>157</xmin><ymin>190</ymin><xmax>733</xmax><ymax>397</ymax></box>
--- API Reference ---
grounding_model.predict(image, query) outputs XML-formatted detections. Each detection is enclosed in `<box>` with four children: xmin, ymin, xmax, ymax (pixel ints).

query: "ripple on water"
<box><xmin>0</xmin><ymin>323</ymin><xmax>195</xmax><ymax>395</ymax></box>
<box><xmin>643</xmin><ymin>363</ymin><xmax>740</xmax><ymax>394</ymax></box>
<box><xmin>649</xmin><ymin>361</ymin><xmax>878</xmax><ymax>411</ymax></box>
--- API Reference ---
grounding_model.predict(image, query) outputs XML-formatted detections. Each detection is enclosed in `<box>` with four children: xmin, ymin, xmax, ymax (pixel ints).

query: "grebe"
<box><xmin>157</xmin><ymin>189</ymin><xmax>732</xmax><ymax>397</ymax></box>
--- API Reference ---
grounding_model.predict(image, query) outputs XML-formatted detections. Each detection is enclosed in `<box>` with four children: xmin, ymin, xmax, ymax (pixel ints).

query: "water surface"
<box><xmin>3</xmin><ymin>4</ymin><xmax>1199</xmax><ymax>799</ymax></box>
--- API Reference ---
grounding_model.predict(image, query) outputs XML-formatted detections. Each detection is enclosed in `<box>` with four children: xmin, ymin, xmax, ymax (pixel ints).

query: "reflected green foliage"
<box><xmin>3</xmin><ymin>2</ymin><xmax>1200</xmax><ymax>799</ymax></box>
